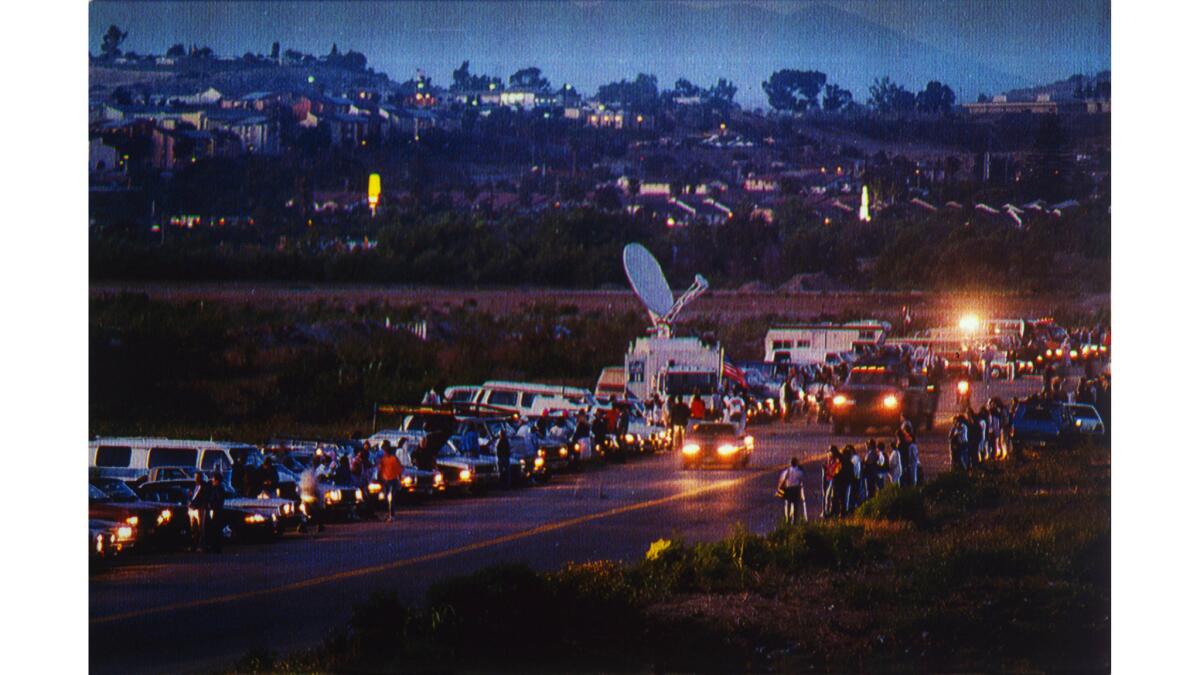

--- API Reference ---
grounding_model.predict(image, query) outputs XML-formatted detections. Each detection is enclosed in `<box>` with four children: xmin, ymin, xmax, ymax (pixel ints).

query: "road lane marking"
<box><xmin>91</xmin><ymin>465</ymin><xmax>778</xmax><ymax>625</ymax></box>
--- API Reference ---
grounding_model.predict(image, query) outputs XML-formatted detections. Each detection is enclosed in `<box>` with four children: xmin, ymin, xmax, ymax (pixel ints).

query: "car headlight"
<box><xmin>1069</xmin><ymin>350</ymin><xmax>1078</xmax><ymax>359</ymax></box>
<box><xmin>245</xmin><ymin>514</ymin><xmax>266</xmax><ymax>524</ymax></box>
<box><xmin>326</xmin><ymin>490</ymin><xmax>342</xmax><ymax>503</ymax></box>
<box><xmin>367</xmin><ymin>482</ymin><xmax>382</xmax><ymax>494</ymax></box>
<box><xmin>559</xmin><ymin>446</ymin><xmax>569</xmax><ymax>457</ymax></box>
<box><xmin>624</xmin><ymin>433</ymin><xmax>635</xmax><ymax>443</ymax></box>
<box><xmin>96</xmin><ymin>534</ymin><xmax>105</xmax><ymax>553</ymax></box>
<box><xmin>459</xmin><ymin>469</ymin><xmax>473</xmax><ymax>482</ymax></box>
<box><xmin>1055</xmin><ymin>349</ymin><xmax>1063</xmax><ymax>357</ymax></box>
<box><xmin>744</xmin><ymin>436</ymin><xmax>754</xmax><ymax>449</ymax></box>
<box><xmin>717</xmin><ymin>444</ymin><xmax>737</xmax><ymax>456</ymax></box>
<box><xmin>957</xmin><ymin>381</ymin><xmax>970</xmax><ymax>394</ymax></box>
<box><xmin>402</xmin><ymin>475</ymin><xmax>414</xmax><ymax>487</ymax></box>
<box><xmin>832</xmin><ymin>395</ymin><xmax>847</xmax><ymax>406</ymax></box>
<box><xmin>355</xmin><ymin>488</ymin><xmax>364</xmax><ymax>502</ymax></box>
<box><xmin>157</xmin><ymin>509</ymin><xmax>172</xmax><ymax>526</ymax></box>
<box><xmin>682</xmin><ymin>443</ymin><xmax>700</xmax><ymax>455</ymax></box>
<box><xmin>117</xmin><ymin>526</ymin><xmax>133</xmax><ymax>541</ymax></box>
<box><xmin>1075</xmin><ymin>419</ymin><xmax>1082</xmax><ymax>427</ymax></box>
<box><xmin>125</xmin><ymin>516</ymin><xmax>139</xmax><ymax>527</ymax></box>
<box><xmin>282</xmin><ymin>503</ymin><xmax>294</xmax><ymax>515</ymax></box>
<box><xmin>574</xmin><ymin>442</ymin><xmax>581</xmax><ymax>451</ymax></box>
<box><xmin>434</xmin><ymin>472</ymin><xmax>444</xmax><ymax>485</ymax></box>
<box><xmin>883</xmin><ymin>395</ymin><xmax>898</xmax><ymax>409</ymax></box>
<box><xmin>534</xmin><ymin>457</ymin><xmax>545</xmax><ymax>468</ymax></box>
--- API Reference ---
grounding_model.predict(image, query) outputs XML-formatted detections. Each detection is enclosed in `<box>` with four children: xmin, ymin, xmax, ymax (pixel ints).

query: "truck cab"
<box><xmin>829</xmin><ymin>365</ymin><xmax>937</xmax><ymax>435</ymax></box>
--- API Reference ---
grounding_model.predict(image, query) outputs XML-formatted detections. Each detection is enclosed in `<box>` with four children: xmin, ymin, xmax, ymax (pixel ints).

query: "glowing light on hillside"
<box><xmin>367</xmin><ymin>173</ymin><xmax>381</xmax><ymax>215</ymax></box>
<box><xmin>858</xmin><ymin>185</ymin><xmax>871</xmax><ymax>222</ymax></box>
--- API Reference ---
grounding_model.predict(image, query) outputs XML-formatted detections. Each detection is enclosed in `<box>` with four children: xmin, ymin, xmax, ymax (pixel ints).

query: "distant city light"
<box><xmin>307</xmin><ymin>75</ymin><xmax>315</xmax><ymax>84</ymax></box>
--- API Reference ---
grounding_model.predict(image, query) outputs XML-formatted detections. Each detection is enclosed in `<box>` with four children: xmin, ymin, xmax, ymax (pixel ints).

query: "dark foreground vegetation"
<box><xmin>231</xmin><ymin>442</ymin><xmax>1110</xmax><ymax>673</ymax></box>
<box><xmin>92</xmin><ymin>198</ymin><xmax>1110</xmax><ymax>293</ymax></box>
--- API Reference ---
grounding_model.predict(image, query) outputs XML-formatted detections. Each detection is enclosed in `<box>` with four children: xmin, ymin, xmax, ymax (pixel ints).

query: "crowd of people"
<box><xmin>819</xmin><ymin>419</ymin><xmax>923</xmax><ymax>518</ymax></box>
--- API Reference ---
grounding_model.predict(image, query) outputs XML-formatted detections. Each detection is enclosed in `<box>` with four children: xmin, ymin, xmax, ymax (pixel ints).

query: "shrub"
<box><xmin>857</xmin><ymin>484</ymin><xmax>927</xmax><ymax>526</ymax></box>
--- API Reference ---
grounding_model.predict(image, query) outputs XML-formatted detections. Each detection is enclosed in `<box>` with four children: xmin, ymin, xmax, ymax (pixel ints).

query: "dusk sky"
<box><xmin>89</xmin><ymin>1</ymin><xmax>1110</xmax><ymax>106</ymax></box>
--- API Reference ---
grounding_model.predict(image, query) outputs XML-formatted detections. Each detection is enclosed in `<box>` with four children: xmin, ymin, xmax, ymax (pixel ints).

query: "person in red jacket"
<box><xmin>689</xmin><ymin>392</ymin><xmax>707</xmax><ymax>420</ymax></box>
<box><xmin>377</xmin><ymin>442</ymin><xmax>405</xmax><ymax>523</ymax></box>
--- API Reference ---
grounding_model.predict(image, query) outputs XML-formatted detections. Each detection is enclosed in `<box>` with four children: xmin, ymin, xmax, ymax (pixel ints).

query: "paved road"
<box><xmin>89</xmin><ymin>378</ymin><xmax>1040</xmax><ymax>674</ymax></box>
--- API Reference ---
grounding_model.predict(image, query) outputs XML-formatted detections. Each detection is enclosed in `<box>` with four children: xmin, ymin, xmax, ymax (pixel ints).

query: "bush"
<box><xmin>857</xmin><ymin>484</ymin><xmax>927</xmax><ymax>525</ymax></box>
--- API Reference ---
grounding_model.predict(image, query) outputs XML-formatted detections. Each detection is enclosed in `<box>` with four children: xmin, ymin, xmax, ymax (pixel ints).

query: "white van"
<box><xmin>472</xmin><ymin>381</ymin><xmax>597</xmax><ymax>417</ymax></box>
<box><xmin>88</xmin><ymin>437</ymin><xmax>260</xmax><ymax>481</ymax></box>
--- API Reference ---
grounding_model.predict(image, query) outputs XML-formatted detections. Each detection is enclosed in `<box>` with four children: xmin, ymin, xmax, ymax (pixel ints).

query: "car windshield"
<box><xmin>92</xmin><ymin>479</ymin><xmax>139</xmax><ymax>502</ymax></box>
<box><xmin>691</xmin><ymin>423</ymin><xmax>737</xmax><ymax>436</ymax></box>
<box><xmin>1019</xmin><ymin>405</ymin><xmax>1058</xmax><ymax>422</ymax></box>
<box><xmin>89</xmin><ymin>484</ymin><xmax>109</xmax><ymax>502</ymax></box>
<box><xmin>1070</xmin><ymin>406</ymin><xmax>1100</xmax><ymax>419</ymax></box>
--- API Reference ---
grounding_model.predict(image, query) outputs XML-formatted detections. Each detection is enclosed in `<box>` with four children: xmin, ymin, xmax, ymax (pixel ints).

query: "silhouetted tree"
<box><xmin>762</xmin><ymin>69</ymin><xmax>826</xmax><ymax>112</ymax></box>
<box><xmin>822</xmin><ymin>84</ymin><xmax>853</xmax><ymax>112</ymax></box>
<box><xmin>101</xmin><ymin>25</ymin><xmax>127</xmax><ymax>59</ymax></box>
<box><xmin>916</xmin><ymin>80</ymin><xmax>956</xmax><ymax>115</ymax></box>
<box><xmin>509</xmin><ymin>67</ymin><xmax>550</xmax><ymax>91</ymax></box>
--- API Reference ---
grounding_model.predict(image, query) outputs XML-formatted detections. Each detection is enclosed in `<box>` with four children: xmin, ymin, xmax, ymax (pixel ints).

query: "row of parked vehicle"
<box><xmin>87</xmin><ymin>400</ymin><xmax>680</xmax><ymax>562</ymax></box>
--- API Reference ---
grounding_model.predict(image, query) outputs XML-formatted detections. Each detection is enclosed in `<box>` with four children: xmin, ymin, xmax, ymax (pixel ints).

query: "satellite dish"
<box><xmin>623</xmin><ymin>243</ymin><xmax>674</xmax><ymax>319</ymax></box>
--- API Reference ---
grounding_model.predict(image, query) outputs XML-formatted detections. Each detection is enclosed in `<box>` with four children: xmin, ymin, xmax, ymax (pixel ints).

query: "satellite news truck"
<box><xmin>625</xmin><ymin>335</ymin><xmax>724</xmax><ymax>408</ymax></box>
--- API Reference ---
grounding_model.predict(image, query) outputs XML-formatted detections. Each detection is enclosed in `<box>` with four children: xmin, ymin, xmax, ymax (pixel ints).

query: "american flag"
<box><xmin>722</xmin><ymin>362</ymin><xmax>747</xmax><ymax>389</ymax></box>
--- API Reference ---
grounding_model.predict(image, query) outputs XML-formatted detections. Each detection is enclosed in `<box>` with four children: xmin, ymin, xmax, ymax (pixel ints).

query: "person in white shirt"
<box><xmin>887</xmin><ymin>442</ymin><xmax>904</xmax><ymax>485</ymax></box>
<box><xmin>777</xmin><ymin>457</ymin><xmax>807</xmax><ymax>524</ymax></box>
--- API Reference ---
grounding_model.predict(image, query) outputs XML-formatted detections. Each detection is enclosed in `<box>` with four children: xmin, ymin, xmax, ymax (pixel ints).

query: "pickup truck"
<box><xmin>829</xmin><ymin>365</ymin><xmax>938</xmax><ymax>435</ymax></box>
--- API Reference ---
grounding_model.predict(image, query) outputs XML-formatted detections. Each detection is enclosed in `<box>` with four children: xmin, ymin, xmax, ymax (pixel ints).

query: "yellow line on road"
<box><xmin>91</xmin><ymin>466</ymin><xmax>777</xmax><ymax>625</ymax></box>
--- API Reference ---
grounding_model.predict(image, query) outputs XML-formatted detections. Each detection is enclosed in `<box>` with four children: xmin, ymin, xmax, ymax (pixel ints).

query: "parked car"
<box><xmin>136</xmin><ymin>467</ymin><xmax>302</xmax><ymax>535</ymax></box>
<box><xmin>134</xmin><ymin>480</ymin><xmax>279</xmax><ymax>543</ymax></box>
<box><xmin>89</xmin><ymin>518</ymin><xmax>130</xmax><ymax>560</ymax></box>
<box><xmin>1011</xmin><ymin>400</ymin><xmax>1105</xmax><ymax>449</ymax></box>
<box><xmin>89</xmin><ymin>478</ymin><xmax>189</xmax><ymax>548</ymax></box>
<box><xmin>680</xmin><ymin>422</ymin><xmax>754</xmax><ymax>469</ymax></box>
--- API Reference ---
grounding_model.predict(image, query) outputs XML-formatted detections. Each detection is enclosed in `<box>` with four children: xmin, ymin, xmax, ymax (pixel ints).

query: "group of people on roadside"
<box><xmin>776</xmin><ymin>419</ymin><xmax>921</xmax><ymax>524</ymax></box>
<box><xmin>822</xmin><ymin>423</ymin><xmax>921</xmax><ymax>517</ymax></box>
<box><xmin>949</xmin><ymin>397</ymin><xmax>1012</xmax><ymax>470</ymax></box>
<box><xmin>187</xmin><ymin>470</ymin><xmax>227</xmax><ymax>553</ymax></box>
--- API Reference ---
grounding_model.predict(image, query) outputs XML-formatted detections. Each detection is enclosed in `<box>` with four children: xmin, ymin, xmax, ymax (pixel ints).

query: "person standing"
<box><xmin>377</xmin><ymin>443</ymin><xmax>404</xmax><ymax>522</ymax></box>
<box><xmin>838</xmin><ymin>445</ymin><xmax>857</xmax><ymax>513</ymax></box>
<box><xmin>496</xmin><ymin>428</ymin><xmax>512</xmax><ymax>488</ymax></box>
<box><xmin>822</xmin><ymin>445</ymin><xmax>840</xmax><ymax>518</ymax></box>
<box><xmin>230</xmin><ymin>451</ymin><xmax>247</xmax><ymax>498</ymax></box>
<box><xmin>778</xmin><ymin>457</ymin><xmax>807</xmax><ymax>524</ymax></box>
<box><xmin>299</xmin><ymin>458</ymin><xmax>325</xmax><ymax>533</ymax></box>
<box><xmin>188</xmin><ymin>472</ymin><xmax>208</xmax><ymax>552</ymax></box>
<box><xmin>905</xmin><ymin>438</ymin><xmax>921</xmax><ymax>486</ymax></box>
<box><xmin>887</xmin><ymin>440</ymin><xmax>904</xmax><ymax>486</ymax></box>
<box><xmin>864</xmin><ymin>440</ymin><xmax>883</xmax><ymax>499</ymax></box>
<box><xmin>204</xmin><ymin>472</ymin><xmax>225</xmax><ymax>553</ymax></box>
<box><xmin>689</xmin><ymin>392</ymin><xmax>707</xmax><ymax>420</ymax></box>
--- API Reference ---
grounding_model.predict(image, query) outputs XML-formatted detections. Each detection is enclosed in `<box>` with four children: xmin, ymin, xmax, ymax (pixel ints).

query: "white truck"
<box><xmin>625</xmin><ymin>335</ymin><xmax>724</xmax><ymax>408</ymax></box>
